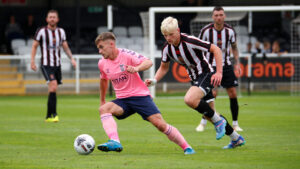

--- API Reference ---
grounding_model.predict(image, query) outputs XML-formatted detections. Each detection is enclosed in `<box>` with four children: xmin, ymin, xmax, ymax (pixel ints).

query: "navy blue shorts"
<box><xmin>41</xmin><ymin>66</ymin><xmax>62</xmax><ymax>84</ymax></box>
<box><xmin>112</xmin><ymin>96</ymin><xmax>161</xmax><ymax>120</ymax></box>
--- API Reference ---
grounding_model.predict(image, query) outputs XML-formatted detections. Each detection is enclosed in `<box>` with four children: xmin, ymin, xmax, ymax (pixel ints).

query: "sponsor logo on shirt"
<box><xmin>111</xmin><ymin>73</ymin><xmax>128</xmax><ymax>84</ymax></box>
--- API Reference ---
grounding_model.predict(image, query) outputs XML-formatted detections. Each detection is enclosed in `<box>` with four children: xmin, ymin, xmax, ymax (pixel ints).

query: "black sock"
<box><xmin>195</xmin><ymin>100</ymin><xmax>215</xmax><ymax>118</ymax></box>
<box><xmin>220</xmin><ymin>115</ymin><xmax>234</xmax><ymax>136</ymax></box>
<box><xmin>47</xmin><ymin>92</ymin><xmax>57</xmax><ymax>118</ymax></box>
<box><xmin>230</xmin><ymin>98</ymin><xmax>239</xmax><ymax>121</ymax></box>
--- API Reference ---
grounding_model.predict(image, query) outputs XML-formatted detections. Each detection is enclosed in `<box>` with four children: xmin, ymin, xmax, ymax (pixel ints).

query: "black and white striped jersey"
<box><xmin>34</xmin><ymin>26</ymin><xmax>67</xmax><ymax>67</ymax></box>
<box><xmin>161</xmin><ymin>33</ymin><xmax>214</xmax><ymax>81</ymax></box>
<box><xmin>198</xmin><ymin>23</ymin><xmax>236</xmax><ymax>66</ymax></box>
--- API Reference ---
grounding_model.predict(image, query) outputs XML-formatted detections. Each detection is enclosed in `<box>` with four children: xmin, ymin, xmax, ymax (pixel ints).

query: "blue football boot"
<box><xmin>97</xmin><ymin>140</ymin><xmax>123</xmax><ymax>152</ymax></box>
<box><xmin>184</xmin><ymin>147</ymin><xmax>196</xmax><ymax>155</ymax></box>
<box><xmin>214</xmin><ymin>117</ymin><xmax>227</xmax><ymax>140</ymax></box>
<box><xmin>223</xmin><ymin>135</ymin><xmax>245</xmax><ymax>149</ymax></box>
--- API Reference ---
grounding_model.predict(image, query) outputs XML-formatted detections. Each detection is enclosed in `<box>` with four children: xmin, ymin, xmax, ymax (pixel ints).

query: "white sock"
<box><xmin>232</xmin><ymin>121</ymin><xmax>238</xmax><ymax>126</ymax></box>
<box><xmin>200</xmin><ymin>118</ymin><xmax>207</xmax><ymax>125</ymax></box>
<box><xmin>211</xmin><ymin>112</ymin><xmax>222</xmax><ymax>123</ymax></box>
<box><xmin>230</xmin><ymin>131</ymin><xmax>240</xmax><ymax>141</ymax></box>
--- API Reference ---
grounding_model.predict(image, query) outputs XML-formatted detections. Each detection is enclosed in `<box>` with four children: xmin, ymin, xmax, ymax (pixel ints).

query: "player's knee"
<box><xmin>49</xmin><ymin>82</ymin><xmax>57</xmax><ymax>92</ymax></box>
<box><xmin>99</xmin><ymin>105</ymin><xmax>109</xmax><ymax>115</ymax></box>
<box><xmin>184</xmin><ymin>96</ymin><xmax>197</xmax><ymax>108</ymax></box>
<box><xmin>228</xmin><ymin>91</ymin><xmax>237</xmax><ymax>98</ymax></box>
<box><xmin>227</xmin><ymin>88</ymin><xmax>237</xmax><ymax>98</ymax></box>
<box><xmin>155</xmin><ymin>122</ymin><xmax>167</xmax><ymax>132</ymax></box>
<box><xmin>49</xmin><ymin>87</ymin><xmax>57</xmax><ymax>92</ymax></box>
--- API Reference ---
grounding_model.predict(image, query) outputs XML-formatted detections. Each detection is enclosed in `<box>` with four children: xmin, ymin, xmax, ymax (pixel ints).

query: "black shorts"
<box><xmin>191</xmin><ymin>72</ymin><xmax>214</xmax><ymax>96</ymax></box>
<box><xmin>41</xmin><ymin>66</ymin><xmax>62</xmax><ymax>84</ymax></box>
<box><xmin>202</xmin><ymin>90</ymin><xmax>215</xmax><ymax>103</ymax></box>
<box><xmin>219</xmin><ymin>65</ymin><xmax>238</xmax><ymax>88</ymax></box>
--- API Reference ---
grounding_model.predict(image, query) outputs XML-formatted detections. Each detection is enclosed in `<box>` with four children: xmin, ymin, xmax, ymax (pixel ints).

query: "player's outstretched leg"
<box><xmin>98</xmin><ymin>113</ymin><xmax>122</xmax><ymax>152</ymax></box>
<box><xmin>148</xmin><ymin>114</ymin><xmax>195</xmax><ymax>155</ymax></box>
<box><xmin>164</xmin><ymin>124</ymin><xmax>196</xmax><ymax>155</ymax></box>
<box><xmin>220</xmin><ymin>115</ymin><xmax>245</xmax><ymax>149</ymax></box>
<box><xmin>194</xmin><ymin>100</ymin><xmax>226</xmax><ymax>140</ymax></box>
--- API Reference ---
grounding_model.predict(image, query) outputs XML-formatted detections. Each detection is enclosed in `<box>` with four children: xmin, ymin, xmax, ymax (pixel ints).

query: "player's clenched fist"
<box><xmin>145</xmin><ymin>79</ymin><xmax>157</xmax><ymax>87</ymax></box>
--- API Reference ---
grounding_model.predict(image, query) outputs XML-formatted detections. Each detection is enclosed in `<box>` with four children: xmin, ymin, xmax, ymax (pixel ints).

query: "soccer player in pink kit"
<box><xmin>95</xmin><ymin>32</ymin><xmax>195</xmax><ymax>155</ymax></box>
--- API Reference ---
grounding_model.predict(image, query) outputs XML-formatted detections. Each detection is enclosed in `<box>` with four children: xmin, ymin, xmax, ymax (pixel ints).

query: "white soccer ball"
<box><xmin>74</xmin><ymin>134</ymin><xmax>95</xmax><ymax>155</ymax></box>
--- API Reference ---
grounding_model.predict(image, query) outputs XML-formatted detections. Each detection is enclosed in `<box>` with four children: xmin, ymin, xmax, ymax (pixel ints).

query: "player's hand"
<box><xmin>31</xmin><ymin>61</ymin><xmax>37</xmax><ymax>71</ymax></box>
<box><xmin>211</xmin><ymin>72</ymin><xmax>222</xmax><ymax>87</ymax></box>
<box><xmin>71</xmin><ymin>58</ymin><xmax>77</xmax><ymax>68</ymax></box>
<box><xmin>145</xmin><ymin>79</ymin><xmax>157</xmax><ymax>87</ymax></box>
<box><xmin>234</xmin><ymin>63</ymin><xmax>241</xmax><ymax>77</ymax></box>
<box><xmin>126</xmin><ymin>65</ymin><xmax>138</xmax><ymax>73</ymax></box>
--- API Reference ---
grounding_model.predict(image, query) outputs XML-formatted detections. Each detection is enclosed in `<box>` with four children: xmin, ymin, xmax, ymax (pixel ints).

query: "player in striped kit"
<box><xmin>196</xmin><ymin>6</ymin><xmax>243</xmax><ymax>132</ymax></box>
<box><xmin>146</xmin><ymin>16</ymin><xmax>245</xmax><ymax>149</ymax></box>
<box><xmin>31</xmin><ymin>10</ymin><xmax>76</xmax><ymax>122</ymax></box>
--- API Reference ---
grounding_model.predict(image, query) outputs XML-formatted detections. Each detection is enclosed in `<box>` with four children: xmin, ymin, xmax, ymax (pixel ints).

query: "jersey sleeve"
<box><xmin>120</xmin><ymin>49</ymin><xmax>148</xmax><ymax>67</ymax></box>
<box><xmin>34</xmin><ymin>27</ymin><xmax>43</xmax><ymax>41</ymax></box>
<box><xmin>98</xmin><ymin>59</ymin><xmax>108</xmax><ymax>80</ymax></box>
<box><xmin>198</xmin><ymin>27</ymin><xmax>206</xmax><ymax>40</ymax></box>
<box><xmin>161</xmin><ymin>44</ymin><xmax>170</xmax><ymax>63</ymax></box>
<box><xmin>230</xmin><ymin>28</ymin><xmax>237</xmax><ymax>44</ymax></box>
<box><xmin>60</xmin><ymin>28</ymin><xmax>67</xmax><ymax>41</ymax></box>
<box><xmin>131</xmin><ymin>52</ymin><xmax>148</xmax><ymax>67</ymax></box>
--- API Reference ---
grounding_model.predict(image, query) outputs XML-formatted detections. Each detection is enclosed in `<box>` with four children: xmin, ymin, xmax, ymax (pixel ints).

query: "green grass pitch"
<box><xmin>0</xmin><ymin>94</ymin><xmax>300</xmax><ymax>169</ymax></box>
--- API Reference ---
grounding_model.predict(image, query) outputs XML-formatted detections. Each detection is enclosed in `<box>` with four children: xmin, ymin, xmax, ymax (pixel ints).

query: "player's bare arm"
<box><xmin>126</xmin><ymin>59</ymin><xmax>153</xmax><ymax>73</ymax></box>
<box><xmin>100</xmin><ymin>78</ymin><xmax>109</xmax><ymax>106</ymax></box>
<box><xmin>210</xmin><ymin>44</ymin><xmax>223</xmax><ymax>86</ymax></box>
<box><xmin>231</xmin><ymin>42</ymin><xmax>241</xmax><ymax>76</ymax></box>
<box><xmin>145</xmin><ymin>61</ymin><xmax>170</xmax><ymax>87</ymax></box>
<box><xmin>62</xmin><ymin>41</ymin><xmax>77</xmax><ymax>68</ymax></box>
<box><xmin>30</xmin><ymin>40</ymin><xmax>40</xmax><ymax>71</ymax></box>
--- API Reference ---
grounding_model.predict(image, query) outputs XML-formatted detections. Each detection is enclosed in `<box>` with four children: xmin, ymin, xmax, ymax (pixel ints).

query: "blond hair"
<box><xmin>95</xmin><ymin>32</ymin><xmax>116</xmax><ymax>46</ymax></box>
<box><xmin>160</xmin><ymin>16</ymin><xmax>178</xmax><ymax>34</ymax></box>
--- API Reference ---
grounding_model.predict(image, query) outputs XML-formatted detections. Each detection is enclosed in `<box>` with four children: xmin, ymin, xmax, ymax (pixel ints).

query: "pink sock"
<box><xmin>164</xmin><ymin>124</ymin><xmax>190</xmax><ymax>150</ymax></box>
<box><xmin>100</xmin><ymin>113</ymin><xmax>120</xmax><ymax>142</ymax></box>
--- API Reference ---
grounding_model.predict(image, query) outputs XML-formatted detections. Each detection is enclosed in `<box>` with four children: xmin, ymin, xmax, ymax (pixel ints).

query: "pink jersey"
<box><xmin>98</xmin><ymin>48</ymin><xmax>151</xmax><ymax>98</ymax></box>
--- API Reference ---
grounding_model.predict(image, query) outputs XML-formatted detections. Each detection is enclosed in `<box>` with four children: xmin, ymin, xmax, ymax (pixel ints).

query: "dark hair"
<box><xmin>47</xmin><ymin>9</ymin><xmax>59</xmax><ymax>17</ymax></box>
<box><xmin>213</xmin><ymin>6</ymin><xmax>224</xmax><ymax>12</ymax></box>
<box><xmin>95</xmin><ymin>32</ymin><xmax>116</xmax><ymax>45</ymax></box>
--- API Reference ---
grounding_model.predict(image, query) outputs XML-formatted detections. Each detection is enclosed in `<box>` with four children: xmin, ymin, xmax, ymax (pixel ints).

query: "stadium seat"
<box><xmin>27</xmin><ymin>39</ymin><xmax>34</xmax><ymax>47</ymax></box>
<box><xmin>97</xmin><ymin>26</ymin><xmax>108</xmax><ymax>35</ymax></box>
<box><xmin>118</xmin><ymin>38</ymin><xmax>134</xmax><ymax>46</ymax></box>
<box><xmin>11</xmin><ymin>39</ymin><xmax>26</xmax><ymax>54</ymax></box>
<box><xmin>250</xmin><ymin>36</ymin><xmax>257</xmax><ymax>44</ymax></box>
<box><xmin>132</xmin><ymin>37</ymin><xmax>144</xmax><ymax>45</ymax></box>
<box><xmin>234</xmin><ymin>26</ymin><xmax>248</xmax><ymax>36</ymax></box>
<box><xmin>17</xmin><ymin>46</ymin><xmax>31</xmax><ymax>55</ymax></box>
<box><xmin>113</xmin><ymin>26</ymin><xmax>128</xmax><ymax>37</ymax></box>
<box><xmin>128</xmin><ymin>44</ymin><xmax>143</xmax><ymax>53</ymax></box>
<box><xmin>128</xmin><ymin>26</ymin><xmax>143</xmax><ymax>37</ymax></box>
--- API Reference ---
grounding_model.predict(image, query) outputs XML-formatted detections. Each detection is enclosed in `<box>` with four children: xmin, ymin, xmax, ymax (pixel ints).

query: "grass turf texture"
<box><xmin>0</xmin><ymin>94</ymin><xmax>299</xmax><ymax>169</ymax></box>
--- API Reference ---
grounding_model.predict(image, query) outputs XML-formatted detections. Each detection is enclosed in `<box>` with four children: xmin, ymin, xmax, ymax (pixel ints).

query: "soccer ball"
<box><xmin>74</xmin><ymin>134</ymin><xmax>95</xmax><ymax>155</ymax></box>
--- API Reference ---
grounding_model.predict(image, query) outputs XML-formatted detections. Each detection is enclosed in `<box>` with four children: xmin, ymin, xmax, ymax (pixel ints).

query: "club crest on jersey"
<box><xmin>50</xmin><ymin>74</ymin><xmax>55</xmax><ymax>79</ymax></box>
<box><xmin>217</xmin><ymin>40</ymin><xmax>222</xmax><ymax>48</ymax></box>
<box><xmin>120</xmin><ymin>64</ymin><xmax>125</xmax><ymax>72</ymax></box>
